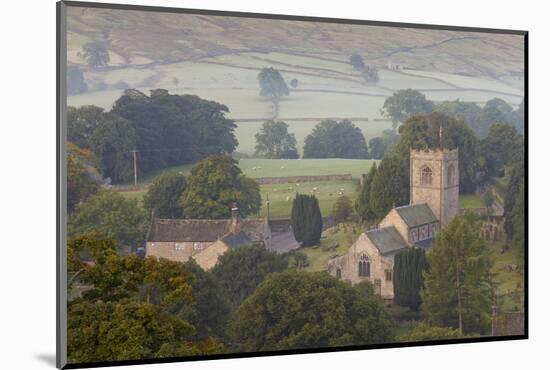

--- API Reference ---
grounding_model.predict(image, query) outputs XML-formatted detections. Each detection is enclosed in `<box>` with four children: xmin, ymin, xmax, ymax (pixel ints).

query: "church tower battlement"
<box><xmin>410</xmin><ymin>148</ymin><xmax>459</xmax><ymax>227</ymax></box>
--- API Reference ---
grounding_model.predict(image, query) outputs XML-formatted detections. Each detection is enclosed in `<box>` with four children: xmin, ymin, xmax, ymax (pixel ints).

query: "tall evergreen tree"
<box><xmin>504</xmin><ymin>161</ymin><xmax>525</xmax><ymax>241</ymax></box>
<box><xmin>393</xmin><ymin>247</ymin><xmax>429</xmax><ymax>311</ymax></box>
<box><xmin>369</xmin><ymin>153</ymin><xmax>409</xmax><ymax>219</ymax></box>
<box><xmin>355</xmin><ymin>163</ymin><xmax>377</xmax><ymax>222</ymax></box>
<box><xmin>422</xmin><ymin>214</ymin><xmax>495</xmax><ymax>335</ymax></box>
<box><xmin>291</xmin><ymin>194</ymin><xmax>323</xmax><ymax>246</ymax></box>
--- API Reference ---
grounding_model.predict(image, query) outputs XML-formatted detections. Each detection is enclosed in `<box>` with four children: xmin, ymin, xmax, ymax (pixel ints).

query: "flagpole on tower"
<box><xmin>439</xmin><ymin>123</ymin><xmax>443</xmax><ymax>149</ymax></box>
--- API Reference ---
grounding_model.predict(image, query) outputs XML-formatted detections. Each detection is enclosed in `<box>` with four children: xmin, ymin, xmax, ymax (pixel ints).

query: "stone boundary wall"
<box><xmin>255</xmin><ymin>174</ymin><xmax>352</xmax><ymax>185</ymax></box>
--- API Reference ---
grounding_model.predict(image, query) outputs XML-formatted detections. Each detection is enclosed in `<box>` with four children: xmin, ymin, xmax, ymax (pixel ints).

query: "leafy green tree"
<box><xmin>67</xmin><ymin>143</ymin><xmax>100</xmax><ymax>212</ymax></box>
<box><xmin>482</xmin><ymin>189</ymin><xmax>495</xmax><ymax>211</ymax></box>
<box><xmin>80</xmin><ymin>41</ymin><xmax>110</xmax><ymax>68</ymax></box>
<box><xmin>381</xmin><ymin>89</ymin><xmax>434</xmax><ymax>129</ymax></box>
<box><xmin>111</xmin><ymin>89</ymin><xmax>237</xmax><ymax>179</ymax></box>
<box><xmin>369</xmin><ymin>153</ymin><xmax>409</xmax><ymax>219</ymax></box>
<box><xmin>68</xmin><ymin>190</ymin><xmax>147</xmax><ymax>246</ymax></box>
<box><xmin>512</xmin><ymin>98</ymin><xmax>525</xmax><ymax>135</ymax></box>
<box><xmin>88</xmin><ymin>112</ymin><xmax>136</xmax><ymax>183</ymax></box>
<box><xmin>423</xmin><ymin>214</ymin><xmax>495</xmax><ymax>334</ymax></box>
<box><xmin>143</xmin><ymin>172</ymin><xmax>187</xmax><ymax>219</ymax></box>
<box><xmin>68</xmin><ymin>299</ymin><xmax>197</xmax><ymax>362</ymax></box>
<box><xmin>303</xmin><ymin>119</ymin><xmax>369</xmax><ymax>159</ymax></box>
<box><xmin>482</xmin><ymin>98</ymin><xmax>514</xmax><ymax>127</ymax></box>
<box><xmin>350</xmin><ymin>53</ymin><xmax>365</xmax><ymax>70</ymax></box>
<box><xmin>362</xmin><ymin>66</ymin><xmax>379</xmax><ymax>83</ymax></box>
<box><xmin>290</xmin><ymin>251</ymin><xmax>309</xmax><ymax>269</ymax></box>
<box><xmin>504</xmin><ymin>161</ymin><xmax>524</xmax><ymax>240</ymax></box>
<box><xmin>393</xmin><ymin>248</ymin><xmax>429</xmax><ymax>311</ymax></box>
<box><xmin>291</xmin><ymin>194</ymin><xmax>323</xmax><ymax>246</ymax></box>
<box><xmin>397</xmin><ymin>112</ymin><xmax>482</xmax><ymax>193</ymax></box>
<box><xmin>67</xmin><ymin>105</ymin><xmax>106</xmax><ymax>149</ymax></box>
<box><xmin>331</xmin><ymin>195</ymin><xmax>353</xmax><ymax>222</ymax></box>
<box><xmin>257</xmin><ymin>67</ymin><xmax>289</xmax><ymax>101</ymax></box>
<box><xmin>227</xmin><ymin>271</ymin><xmax>394</xmax><ymax>351</ymax></box>
<box><xmin>175</xmin><ymin>260</ymin><xmax>231</xmax><ymax>340</ymax></box>
<box><xmin>434</xmin><ymin>100</ymin><xmax>485</xmax><ymax>137</ymax></box>
<box><xmin>355</xmin><ymin>163</ymin><xmax>377</xmax><ymax>222</ymax></box>
<box><xmin>254</xmin><ymin>120</ymin><xmax>299</xmax><ymax>159</ymax></box>
<box><xmin>382</xmin><ymin>128</ymin><xmax>400</xmax><ymax>149</ymax></box>
<box><xmin>180</xmin><ymin>155</ymin><xmax>261</xmax><ymax>219</ymax></box>
<box><xmin>67</xmin><ymin>65</ymin><xmax>88</xmax><ymax>95</ymax></box>
<box><xmin>397</xmin><ymin>322</ymin><xmax>464</xmax><ymax>342</ymax></box>
<box><xmin>211</xmin><ymin>245</ymin><xmax>287</xmax><ymax>308</ymax></box>
<box><xmin>368</xmin><ymin>137</ymin><xmax>385</xmax><ymax>159</ymax></box>
<box><xmin>509</xmin><ymin>183</ymin><xmax>525</xmax><ymax>265</ymax></box>
<box><xmin>481</xmin><ymin>123</ymin><xmax>524</xmax><ymax>178</ymax></box>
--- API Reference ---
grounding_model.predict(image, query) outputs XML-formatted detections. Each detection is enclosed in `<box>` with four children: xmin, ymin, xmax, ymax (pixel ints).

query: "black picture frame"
<box><xmin>57</xmin><ymin>1</ymin><xmax>528</xmax><ymax>368</ymax></box>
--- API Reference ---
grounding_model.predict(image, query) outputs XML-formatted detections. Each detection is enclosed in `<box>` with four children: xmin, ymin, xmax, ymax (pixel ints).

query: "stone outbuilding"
<box><xmin>145</xmin><ymin>206</ymin><xmax>271</xmax><ymax>270</ymax></box>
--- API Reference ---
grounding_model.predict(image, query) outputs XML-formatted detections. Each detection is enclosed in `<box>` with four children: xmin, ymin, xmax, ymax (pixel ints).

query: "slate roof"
<box><xmin>220</xmin><ymin>232</ymin><xmax>253</xmax><ymax>249</ymax></box>
<box><xmin>268</xmin><ymin>219</ymin><xmax>292</xmax><ymax>233</ymax></box>
<box><xmin>414</xmin><ymin>238</ymin><xmax>436</xmax><ymax>251</ymax></box>
<box><xmin>395</xmin><ymin>203</ymin><xmax>438</xmax><ymax>227</ymax></box>
<box><xmin>365</xmin><ymin>226</ymin><xmax>409</xmax><ymax>256</ymax></box>
<box><xmin>146</xmin><ymin>218</ymin><xmax>266</xmax><ymax>242</ymax></box>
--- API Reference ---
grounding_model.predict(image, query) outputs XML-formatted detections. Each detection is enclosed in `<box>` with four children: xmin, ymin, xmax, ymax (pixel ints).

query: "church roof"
<box><xmin>395</xmin><ymin>203</ymin><xmax>438</xmax><ymax>227</ymax></box>
<box><xmin>366</xmin><ymin>226</ymin><xmax>409</xmax><ymax>256</ymax></box>
<box><xmin>146</xmin><ymin>218</ymin><xmax>266</xmax><ymax>242</ymax></box>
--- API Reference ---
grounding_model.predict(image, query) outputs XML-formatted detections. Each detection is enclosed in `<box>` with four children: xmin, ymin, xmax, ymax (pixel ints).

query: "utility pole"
<box><xmin>131</xmin><ymin>149</ymin><xmax>138</xmax><ymax>186</ymax></box>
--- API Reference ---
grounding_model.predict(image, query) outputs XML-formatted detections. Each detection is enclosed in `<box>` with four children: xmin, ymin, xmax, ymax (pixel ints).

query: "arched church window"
<box><xmin>358</xmin><ymin>254</ymin><xmax>370</xmax><ymax>277</ymax></box>
<box><xmin>336</xmin><ymin>268</ymin><xmax>342</xmax><ymax>279</ymax></box>
<box><xmin>421</xmin><ymin>166</ymin><xmax>433</xmax><ymax>185</ymax></box>
<box><xmin>447</xmin><ymin>164</ymin><xmax>455</xmax><ymax>186</ymax></box>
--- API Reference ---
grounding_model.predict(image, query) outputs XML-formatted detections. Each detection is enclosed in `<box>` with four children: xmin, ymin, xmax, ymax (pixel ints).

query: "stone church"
<box><xmin>327</xmin><ymin>148</ymin><xmax>459</xmax><ymax>301</ymax></box>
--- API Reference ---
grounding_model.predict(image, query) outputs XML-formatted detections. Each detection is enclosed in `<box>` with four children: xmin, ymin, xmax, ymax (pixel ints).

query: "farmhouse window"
<box><xmin>385</xmin><ymin>269</ymin><xmax>392</xmax><ymax>281</ymax></box>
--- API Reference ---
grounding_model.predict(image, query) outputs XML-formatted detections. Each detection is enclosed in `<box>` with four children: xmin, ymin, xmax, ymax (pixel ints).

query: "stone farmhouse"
<box><xmin>145</xmin><ymin>206</ymin><xmax>299</xmax><ymax>270</ymax></box>
<box><xmin>328</xmin><ymin>148</ymin><xmax>459</xmax><ymax>301</ymax></box>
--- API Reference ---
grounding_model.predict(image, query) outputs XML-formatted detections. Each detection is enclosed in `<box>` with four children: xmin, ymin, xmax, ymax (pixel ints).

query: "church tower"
<box><xmin>410</xmin><ymin>148</ymin><xmax>459</xmax><ymax>227</ymax></box>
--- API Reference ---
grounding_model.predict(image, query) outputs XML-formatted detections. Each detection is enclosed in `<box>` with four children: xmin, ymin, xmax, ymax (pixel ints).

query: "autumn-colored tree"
<box><xmin>67</xmin><ymin>143</ymin><xmax>101</xmax><ymax>211</ymax></box>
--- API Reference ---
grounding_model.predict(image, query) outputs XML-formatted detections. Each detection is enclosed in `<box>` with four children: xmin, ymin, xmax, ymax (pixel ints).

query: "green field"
<box><xmin>259</xmin><ymin>180</ymin><xmax>360</xmax><ymax>219</ymax></box>
<box><xmin>118</xmin><ymin>158</ymin><xmax>375</xmax><ymax>219</ymax></box>
<box><xmin>459</xmin><ymin>194</ymin><xmax>484</xmax><ymax>209</ymax></box>
<box><xmin>133</xmin><ymin>158</ymin><xmax>376</xmax><ymax>185</ymax></box>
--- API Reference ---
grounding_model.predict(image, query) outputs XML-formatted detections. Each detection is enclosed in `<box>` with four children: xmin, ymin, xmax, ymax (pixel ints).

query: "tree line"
<box><xmin>354</xmin><ymin>110</ymin><xmax>524</xmax><ymax>223</ymax></box>
<box><xmin>68</xmin><ymin>89</ymin><xmax>238</xmax><ymax>184</ymax></box>
<box><xmin>67</xmin><ymin>233</ymin><xmax>395</xmax><ymax>362</ymax></box>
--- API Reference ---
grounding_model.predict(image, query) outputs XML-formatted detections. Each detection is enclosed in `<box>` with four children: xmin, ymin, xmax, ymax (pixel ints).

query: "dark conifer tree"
<box><xmin>394</xmin><ymin>247</ymin><xmax>429</xmax><ymax>311</ymax></box>
<box><xmin>291</xmin><ymin>194</ymin><xmax>323</xmax><ymax>246</ymax></box>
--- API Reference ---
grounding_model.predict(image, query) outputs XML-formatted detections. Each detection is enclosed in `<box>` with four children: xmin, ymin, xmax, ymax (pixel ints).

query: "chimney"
<box><xmin>230</xmin><ymin>203</ymin><xmax>240</xmax><ymax>233</ymax></box>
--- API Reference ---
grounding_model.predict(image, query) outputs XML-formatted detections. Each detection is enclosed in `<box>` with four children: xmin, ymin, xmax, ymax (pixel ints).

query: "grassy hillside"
<box><xmin>66</xmin><ymin>7</ymin><xmax>524</xmax><ymax>80</ymax></box>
